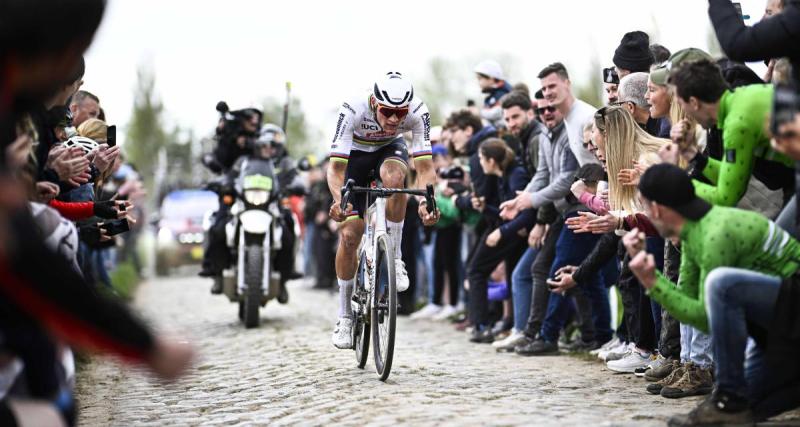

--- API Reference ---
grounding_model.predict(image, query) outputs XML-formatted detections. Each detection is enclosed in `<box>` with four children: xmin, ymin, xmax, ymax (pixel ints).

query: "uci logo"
<box><xmin>361</xmin><ymin>124</ymin><xmax>380</xmax><ymax>131</ymax></box>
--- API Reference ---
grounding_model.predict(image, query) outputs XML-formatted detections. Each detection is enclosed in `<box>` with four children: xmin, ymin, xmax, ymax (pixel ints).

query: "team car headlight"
<box><xmin>244</xmin><ymin>189</ymin><xmax>269</xmax><ymax>206</ymax></box>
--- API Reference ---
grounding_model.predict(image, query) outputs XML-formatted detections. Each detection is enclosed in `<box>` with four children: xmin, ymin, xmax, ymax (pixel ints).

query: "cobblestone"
<box><xmin>75</xmin><ymin>276</ymin><xmax>796</xmax><ymax>426</ymax></box>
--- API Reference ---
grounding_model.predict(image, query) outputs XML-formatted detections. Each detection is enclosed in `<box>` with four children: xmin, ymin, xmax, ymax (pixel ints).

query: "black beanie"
<box><xmin>613</xmin><ymin>31</ymin><xmax>654</xmax><ymax>73</ymax></box>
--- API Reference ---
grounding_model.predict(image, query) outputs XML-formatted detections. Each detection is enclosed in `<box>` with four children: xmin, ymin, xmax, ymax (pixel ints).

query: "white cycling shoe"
<box><xmin>395</xmin><ymin>259</ymin><xmax>409</xmax><ymax>292</ymax></box>
<box><xmin>331</xmin><ymin>317</ymin><xmax>353</xmax><ymax>349</ymax></box>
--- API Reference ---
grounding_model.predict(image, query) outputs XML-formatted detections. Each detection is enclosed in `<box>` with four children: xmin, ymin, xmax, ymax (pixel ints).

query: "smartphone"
<box><xmin>771</xmin><ymin>84</ymin><xmax>799</xmax><ymax>136</ymax></box>
<box><xmin>99</xmin><ymin>218</ymin><xmax>129</xmax><ymax>236</ymax></box>
<box><xmin>107</xmin><ymin>125</ymin><xmax>117</xmax><ymax>147</ymax></box>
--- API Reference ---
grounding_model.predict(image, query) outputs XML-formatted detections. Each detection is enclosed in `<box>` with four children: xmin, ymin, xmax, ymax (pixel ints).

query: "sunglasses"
<box><xmin>377</xmin><ymin>106</ymin><xmax>409</xmax><ymax>120</ymax></box>
<box><xmin>582</xmin><ymin>139</ymin><xmax>597</xmax><ymax>150</ymax></box>
<box><xmin>536</xmin><ymin>105</ymin><xmax>556</xmax><ymax>115</ymax></box>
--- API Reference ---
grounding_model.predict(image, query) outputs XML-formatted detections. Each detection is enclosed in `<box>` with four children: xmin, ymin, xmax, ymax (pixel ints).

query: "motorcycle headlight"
<box><xmin>244</xmin><ymin>189</ymin><xmax>269</xmax><ymax>206</ymax></box>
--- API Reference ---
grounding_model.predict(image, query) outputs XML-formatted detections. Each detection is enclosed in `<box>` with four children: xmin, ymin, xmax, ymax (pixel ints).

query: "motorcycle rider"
<box><xmin>328</xmin><ymin>72</ymin><xmax>440</xmax><ymax>349</ymax></box>
<box><xmin>249</xmin><ymin>124</ymin><xmax>304</xmax><ymax>303</ymax></box>
<box><xmin>199</xmin><ymin>106</ymin><xmax>263</xmax><ymax>288</ymax></box>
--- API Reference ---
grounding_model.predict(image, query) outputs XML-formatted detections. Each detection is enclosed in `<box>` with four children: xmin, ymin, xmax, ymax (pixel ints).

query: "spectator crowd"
<box><xmin>0</xmin><ymin>1</ymin><xmax>193</xmax><ymax>425</ymax></box>
<box><xmin>2</xmin><ymin>0</ymin><xmax>800</xmax><ymax>426</ymax></box>
<box><xmin>304</xmin><ymin>1</ymin><xmax>800</xmax><ymax>425</ymax></box>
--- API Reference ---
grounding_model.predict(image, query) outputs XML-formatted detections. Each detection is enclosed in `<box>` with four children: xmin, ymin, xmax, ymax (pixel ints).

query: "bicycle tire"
<box><xmin>371</xmin><ymin>234</ymin><xmax>396</xmax><ymax>381</ymax></box>
<box><xmin>354</xmin><ymin>252</ymin><xmax>370</xmax><ymax>368</ymax></box>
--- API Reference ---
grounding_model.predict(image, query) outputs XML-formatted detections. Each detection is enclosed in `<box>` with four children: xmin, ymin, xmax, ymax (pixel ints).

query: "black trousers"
<box><xmin>618</xmin><ymin>252</ymin><xmax>658</xmax><ymax>352</ymax></box>
<box><xmin>523</xmin><ymin>218</ymin><xmax>597</xmax><ymax>343</ymax></box>
<box><xmin>433</xmin><ymin>225</ymin><xmax>462</xmax><ymax>307</ymax></box>
<box><xmin>659</xmin><ymin>240</ymin><xmax>683</xmax><ymax>359</ymax></box>
<box><xmin>468</xmin><ymin>228</ymin><xmax>527</xmax><ymax>327</ymax></box>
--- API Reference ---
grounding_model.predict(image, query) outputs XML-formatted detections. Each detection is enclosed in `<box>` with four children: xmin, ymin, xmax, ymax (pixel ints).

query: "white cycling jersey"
<box><xmin>329</xmin><ymin>94</ymin><xmax>432</xmax><ymax>163</ymax></box>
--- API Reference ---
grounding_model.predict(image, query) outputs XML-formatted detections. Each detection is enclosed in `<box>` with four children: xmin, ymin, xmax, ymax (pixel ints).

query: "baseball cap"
<box><xmin>474</xmin><ymin>60</ymin><xmax>505</xmax><ymax>81</ymax></box>
<box><xmin>638</xmin><ymin>163</ymin><xmax>711</xmax><ymax>221</ymax></box>
<box><xmin>650</xmin><ymin>48</ymin><xmax>713</xmax><ymax>86</ymax></box>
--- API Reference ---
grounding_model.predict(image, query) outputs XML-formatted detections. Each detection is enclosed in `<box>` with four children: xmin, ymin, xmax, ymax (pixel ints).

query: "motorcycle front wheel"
<box><xmin>242</xmin><ymin>244</ymin><xmax>263</xmax><ymax>328</ymax></box>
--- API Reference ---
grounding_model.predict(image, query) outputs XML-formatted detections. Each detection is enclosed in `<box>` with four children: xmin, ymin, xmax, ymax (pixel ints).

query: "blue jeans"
<box><xmin>704</xmin><ymin>267</ymin><xmax>797</xmax><ymax>415</ymax></box>
<box><xmin>511</xmin><ymin>247</ymin><xmax>538</xmax><ymax>332</ymax></box>
<box><xmin>679</xmin><ymin>324</ymin><xmax>713</xmax><ymax>368</ymax></box>
<box><xmin>540</xmin><ymin>213</ymin><xmax>608</xmax><ymax>343</ymax></box>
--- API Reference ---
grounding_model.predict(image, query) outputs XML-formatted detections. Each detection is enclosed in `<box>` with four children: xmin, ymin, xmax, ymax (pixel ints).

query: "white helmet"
<box><xmin>373</xmin><ymin>72</ymin><xmax>414</xmax><ymax>108</ymax></box>
<box><xmin>62</xmin><ymin>135</ymin><xmax>99</xmax><ymax>155</ymax></box>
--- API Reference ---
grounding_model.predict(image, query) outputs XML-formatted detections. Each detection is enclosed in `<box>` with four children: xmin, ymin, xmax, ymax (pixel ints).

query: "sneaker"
<box><xmin>603</xmin><ymin>342</ymin><xmax>635</xmax><ymax>362</ymax></box>
<box><xmin>469</xmin><ymin>327</ymin><xmax>494</xmax><ymax>344</ymax></box>
<box><xmin>635</xmin><ymin>354</ymin><xmax>660</xmax><ymax>377</ymax></box>
<box><xmin>491</xmin><ymin>318</ymin><xmax>513</xmax><ymax>336</ymax></box>
<box><xmin>661</xmin><ymin>363</ymin><xmax>714</xmax><ymax>399</ymax></box>
<box><xmin>645</xmin><ymin>357</ymin><xmax>679</xmax><ymax>382</ymax></box>
<box><xmin>562</xmin><ymin>339</ymin><xmax>601</xmax><ymax>353</ymax></box>
<box><xmin>515</xmin><ymin>337</ymin><xmax>559</xmax><ymax>356</ymax></box>
<box><xmin>395</xmin><ymin>259</ymin><xmax>409</xmax><ymax>292</ymax></box>
<box><xmin>591</xmin><ymin>337</ymin><xmax>621</xmax><ymax>356</ymax></box>
<box><xmin>607</xmin><ymin>348</ymin><xmax>652</xmax><ymax>373</ymax></box>
<box><xmin>667</xmin><ymin>390</ymin><xmax>753</xmax><ymax>427</ymax></box>
<box><xmin>647</xmin><ymin>363</ymin><xmax>687</xmax><ymax>395</ymax></box>
<box><xmin>410</xmin><ymin>303</ymin><xmax>442</xmax><ymax>320</ymax></box>
<box><xmin>431</xmin><ymin>304</ymin><xmax>458</xmax><ymax>321</ymax></box>
<box><xmin>492</xmin><ymin>330</ymin><xmax>526</xmax><ymax>352</ymax></box>
<box><xmin>331</xmin><ymin>317</ymin><xmax>353</xmax><ymax>349</ymax></box>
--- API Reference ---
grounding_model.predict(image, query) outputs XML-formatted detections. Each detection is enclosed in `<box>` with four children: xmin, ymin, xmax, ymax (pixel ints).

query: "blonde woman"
<box><xmin>645</xmin><ymin>68</ymin><xmax>707</xmax><ymax>160</ymax></box>
<box><xmin>594</xmin><ymin>105</ymin><xmax>666</xmax><ymax>214</ymax></box>
<box><xmin>77</xmin><ymin>118</ymin><xmax>120</xmax><ymax>182</ymax></box>
<box><xmin>566</xmin><ymin>105</ymin><xmax>667</xmax><ymax>235</ymax></box>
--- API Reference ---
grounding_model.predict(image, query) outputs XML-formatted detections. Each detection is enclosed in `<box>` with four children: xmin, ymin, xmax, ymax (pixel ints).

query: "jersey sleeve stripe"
<box><xmin>330</xmin><ymin>153</ymin><xmax>350</xmax><ymax>163</ymax></box>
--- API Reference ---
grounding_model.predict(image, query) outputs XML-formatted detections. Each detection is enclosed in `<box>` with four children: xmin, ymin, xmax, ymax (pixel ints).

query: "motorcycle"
<box><xmin>205</xmin><ymin>155</ymin><xmax>284</xmax><ymax>328</ymax></box>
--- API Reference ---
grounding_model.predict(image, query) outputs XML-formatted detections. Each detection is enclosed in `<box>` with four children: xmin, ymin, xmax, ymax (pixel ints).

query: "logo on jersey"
<box><xmin>342</xmin><ymin>102</ymin><xmax>355</xmax><ymax>115</ymax></box>
<box><xmin>421</xmin><ymin>112</ymin><xmax>431</xmax><ymax>141</ymax></box>
<box><xmin>361</xmin><ymin>123</ymin><xmax>380</xmax><ymax>131</ymax></box>
<box><xmin>332</xmin><ymin>113</ymin><xmax>345</xmax><ymax>143</ymax></box>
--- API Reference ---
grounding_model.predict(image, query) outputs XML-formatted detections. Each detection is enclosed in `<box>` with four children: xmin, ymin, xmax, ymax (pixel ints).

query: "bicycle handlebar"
<box><xmin>340</xmin><ymin>179</ymin><xmax>437</xmax><ymax>215</ymax></box>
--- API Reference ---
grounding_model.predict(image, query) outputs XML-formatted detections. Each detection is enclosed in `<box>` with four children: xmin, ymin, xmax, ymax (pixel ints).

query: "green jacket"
<box><xmin>694</xmin><ymin>85</ymin><xmax>792</xmax><ymax>206</ymax></box>
<box><xmin>648</xmin><ymin>206</ymin><xmax>800</xmax><ymax>332</ymax></box>
<box><xmin>436</xmin><ymin>194</ymin><xmax>480</xmax><ymax>228</ymax></box>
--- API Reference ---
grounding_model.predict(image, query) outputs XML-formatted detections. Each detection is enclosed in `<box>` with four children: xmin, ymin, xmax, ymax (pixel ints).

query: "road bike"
<box><xmin>340</xmin><ymin>178</ymin><xmax>435</xmax><ymax>381</ymax></box>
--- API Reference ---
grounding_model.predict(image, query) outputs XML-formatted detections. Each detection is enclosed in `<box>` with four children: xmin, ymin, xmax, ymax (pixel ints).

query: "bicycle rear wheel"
<box><xmin>371</xmin><ymin>234</ymin><xmax>396</xmax><ymax>381</ymax></box>
<box><xmin>353</xmin><ymin>252</ymin><xmax>370</xmax><ymax>369</ymax></box>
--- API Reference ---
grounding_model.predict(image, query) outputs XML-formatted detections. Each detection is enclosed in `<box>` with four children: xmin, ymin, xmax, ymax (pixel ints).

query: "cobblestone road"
<box><xmin>75</xmin><ymin>275</ymin><xmax>786</xmax><ymax>426</ymax></box>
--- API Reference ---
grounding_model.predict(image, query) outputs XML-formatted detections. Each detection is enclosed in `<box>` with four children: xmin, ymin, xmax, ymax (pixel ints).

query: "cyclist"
<box><xmin>328</xmin><ymin>72</ymin><xmax>440</xmax><ymax>349</ymax></box>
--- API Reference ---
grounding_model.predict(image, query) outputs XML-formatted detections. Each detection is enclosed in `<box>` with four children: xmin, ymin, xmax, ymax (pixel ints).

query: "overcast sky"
<box><xmin>83</xmin><ymin>0</ymin><xmax>769</xmax><ymax>149</ymax></box>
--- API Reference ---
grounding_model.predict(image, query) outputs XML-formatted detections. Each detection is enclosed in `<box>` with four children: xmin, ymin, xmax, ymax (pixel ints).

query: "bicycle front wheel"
<box><xmin>354</xmin><ymin>252</ymin><xmax>370</xmax><ymax>369</ymax></box>
<box><xmin>371</xmin><ymin>234</ymin><xmax>396</xmax><ymax>381</ymax></box>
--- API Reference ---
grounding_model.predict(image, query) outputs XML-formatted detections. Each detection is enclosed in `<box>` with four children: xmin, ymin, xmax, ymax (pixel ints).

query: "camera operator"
<box><xmin>199</xmin><ymin>104</ymin><xmax>263</xmax><ymax>281</ymax></box>
<box><xmin>249</xmin><ymin>124</ymin><xmax>304</xmax><ymax>303</ymax></box>
<box><xmin>709</xmin><ymin>0</ymin><xmax>800</xmax><ymax>85</ymax></box>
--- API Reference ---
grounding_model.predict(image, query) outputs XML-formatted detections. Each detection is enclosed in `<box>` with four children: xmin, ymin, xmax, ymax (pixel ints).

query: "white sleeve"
<box><xmin>410</xmin><ymin>102</ymin><xmax>432</xmax><ymax>160</ymax></box>
<box><xmin>329</xmin><ymin>102</ymin><xmax>356</xmax><ymax>162</ymax></box>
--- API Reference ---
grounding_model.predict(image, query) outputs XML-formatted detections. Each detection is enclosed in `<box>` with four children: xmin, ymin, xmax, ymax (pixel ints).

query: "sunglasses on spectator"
<box><xmin>536</xmin><ymin>105</ymin><xmax>556</xmax><ymax>115</ymax></box>
<box><xmin>377</xmin><ymin>105</ymin><xmax>409</xmax><ymax>120</ymax></box>
<box><xmin>582</xmin><ymin>139</ymin><xmax>597</xmax><ymax>150</ymax></box>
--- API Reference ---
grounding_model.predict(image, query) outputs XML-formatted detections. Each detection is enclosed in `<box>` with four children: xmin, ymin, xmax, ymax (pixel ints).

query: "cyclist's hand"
<box><xmin>329</xmin><ymin>201</ymin><xmax>352</xmax><ymax>222</ymax></box>
<box><xmin>418</xmin><ymin>203</ymin><xmax>440</xmax><ymax>226</ymax></box>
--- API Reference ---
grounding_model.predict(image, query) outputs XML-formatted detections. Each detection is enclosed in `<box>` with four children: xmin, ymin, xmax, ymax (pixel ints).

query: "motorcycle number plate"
<box><xmin>243</xmin><ymin>174</ymin><xmax>273</xmax><ymax>191</ymax></box>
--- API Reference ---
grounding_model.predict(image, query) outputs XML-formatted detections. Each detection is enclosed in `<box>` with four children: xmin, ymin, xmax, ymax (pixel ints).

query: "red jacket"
<box><xmin>49</xmin><ymin>200</ymin><xmax>95</xmax><ymax>221</ymax></box>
